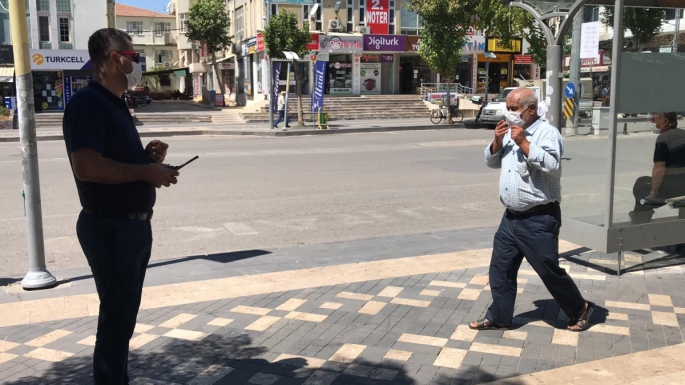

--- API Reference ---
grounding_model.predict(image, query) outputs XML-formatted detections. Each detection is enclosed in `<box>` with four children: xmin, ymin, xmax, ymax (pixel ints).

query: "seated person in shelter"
<box><xmin>631</xmin><ymin>112</ymin><xmax>685</xmax><ymax>224</ymax></box>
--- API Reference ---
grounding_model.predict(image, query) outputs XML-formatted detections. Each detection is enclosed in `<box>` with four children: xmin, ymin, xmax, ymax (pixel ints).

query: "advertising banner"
<box><xmin>360</xmin><ymin>62</ymin><xmax>380</xmax><ymax>94</ymax></box>
<box><xmin>352</xmin><ymin>54</ymin><xmax>361</xmax><ymax>94</ymax></box>
<box><xmin>311</xmin><ymin>60</ymin><xmax>327</xmax><ymax>113</ymax></box>
<box><xmin>272</xmin><ymin>62</ymin><xmax>282</xmax><ymax>112</ymax></box>
<box><xmin>365</xmin><ymin>0</ymin><xmax>389</xmax><ymax>35</ymax></box>
<box><xmin>257</xmin><ymin>34</ymin><xmax>265</xmax><ymax>52</ymax></box>
<box><xmin>307</xmin><ymin>34</ymin><xmax>320</xmax><ymax>51</ymax></box>
<box><xmin>363</xmin><ymin>35</ymin><xmax>405</xmax><ymax>52</ymax></box>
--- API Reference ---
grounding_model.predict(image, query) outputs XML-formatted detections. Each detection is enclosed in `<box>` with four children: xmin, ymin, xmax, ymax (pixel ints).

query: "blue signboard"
<box><xmin>265</xmin><ymin>0</ymin><xmax>314</xmax><ymax>3</ymax></box>
<box><xmin>311</xmin><ymin>61</ymin><xmax>326</xmax><ymax>113</ymax></box>
<box><xmin>564</xmin><ymin>82</ymin><xmax>576</xmax><ymax>98</ymax></box>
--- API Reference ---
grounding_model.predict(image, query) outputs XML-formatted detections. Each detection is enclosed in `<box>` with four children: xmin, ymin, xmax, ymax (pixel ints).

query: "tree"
<box><xmin>142</xmin><ymin>65</ymin><xmax>166</xmax><ymax>92</ymax></box>
<box><xmin>185</xmin><ymin>0</ymin><xmax>232</xmax><ymax>100</ymax></box>
<box><xmin>263</xmin><ymin>10</ymin><xmax>311</xmax><ymax>126</ymax></box>
<box><xmin>407</xmin><ymin>0</ymin><xmax>476</xmax><ymax>123</ymax></box>
<box><xmin>602</xmin><ymin>7</ymin><xmax>664</xmax><ymax>52</ymax></box>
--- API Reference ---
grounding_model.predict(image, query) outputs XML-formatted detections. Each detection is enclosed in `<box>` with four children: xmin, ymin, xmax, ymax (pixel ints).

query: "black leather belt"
<box><xmin>507</xmin><ymin>202</ymin><xmax>558</xmax><ymax>216</ymax></box>
<box><xmin>83</xmin><ymin>209</ymin><xmax>153</xmax><ymax>221</ymax></box>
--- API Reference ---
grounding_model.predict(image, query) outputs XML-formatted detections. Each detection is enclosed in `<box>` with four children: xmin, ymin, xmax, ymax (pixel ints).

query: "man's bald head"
<box><xmin>505</xmin><ymin>87</ymin><xmax>539</xmax><ymax>128</ymax></box>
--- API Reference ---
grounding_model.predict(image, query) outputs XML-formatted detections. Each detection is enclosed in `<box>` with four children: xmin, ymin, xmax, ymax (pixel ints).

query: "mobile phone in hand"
<box><xmin>168</xmin><ymin>156</ymin><xmax>198</xmax><ymax>171</ymax></box>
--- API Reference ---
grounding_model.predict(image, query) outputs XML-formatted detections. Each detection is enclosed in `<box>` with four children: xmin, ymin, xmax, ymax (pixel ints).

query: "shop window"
<box><xmin>38</xmin><ymin>15</ymin><xmax>49</xmax><ymax>42</ymax></box>
<box><xmin>160</xmin><ymin>75</ymin><xmax>171</xmax><ymax>87</ymax></box>
<box><xmin>400</xmin><ymin>1</ymin><xmax>422</xmax><ymax>33</ymax></box>
<box><xmin>59</xmin><ymin>17</ymin><xmax>69</xmax><ymax>42</ymax></box>
<box><xmin>315</xmin><ymin>0</ymin><xmax>322</xmax><ymax>31</ymax></box>
<box><xmin>56</xmin><ymin>0</ymin><xmax>69</xmax><ymax>12</ymax></box>
<box><xmin>36</xmin><ymin>0</ymin><xmax>49</xmax><ymax>12</ymax></box>
<box><xmin>327</xmin><ymin>54</ymin><xmax>353</xmax><ymax>94</ymax></box>
<box><xmin>235</xmin><ymin>6</ymin><xmax>244</xmax><ymax>40</ymax></box>
<box><xmin>389</xmin><ymin>0</ymin><xmax>395</xmax><ymax>34</ymax></box>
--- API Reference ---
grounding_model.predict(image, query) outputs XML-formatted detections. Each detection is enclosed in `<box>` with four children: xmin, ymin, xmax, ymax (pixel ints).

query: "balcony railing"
<box><xmin>39</xmin><ymin>41</ymin><xmax>52</xmax><ymax>49</ymax></box>
<box><xmin>59</xmin><ymin>42</ymin><xmax>73</xmax><ymax>49</ymax></box>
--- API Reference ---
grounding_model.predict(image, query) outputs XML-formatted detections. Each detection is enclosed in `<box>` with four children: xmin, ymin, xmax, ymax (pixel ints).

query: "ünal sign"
<box><xmin>366</xmin><ymin>0</ymin><xmax>389</xmax><ymax>35</ymax></box>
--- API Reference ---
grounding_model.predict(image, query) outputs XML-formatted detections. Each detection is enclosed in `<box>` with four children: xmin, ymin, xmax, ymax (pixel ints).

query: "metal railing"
<box><xmin>419</xmin><ymin>83</ymin><xmax>474</xmax><ymax>98</ymax></box>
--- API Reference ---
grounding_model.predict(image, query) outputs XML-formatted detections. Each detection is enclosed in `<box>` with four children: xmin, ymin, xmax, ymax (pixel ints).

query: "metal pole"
<box><xmin>675</xmin><ymin>9</ymin><xmax>681</xmax><ymax>53</ymax></box>
<box><xmin>284</xmin><ymin>61</ymin><xmax>291</xmax><ymax>127</ymax></box>
<box><xmin>267</xmin><ymin>1</ymin><xmax>274</xmax><ymax>129</ymax></box>
<box><xmin>568</xmin><ymin>7</ymin><xmax>583</xmax><ymax>134</ymax></box>
<box><xmin>546</xmin><ymin>45</ymin><xmax>563</xmax><ymax>131</ymax></box>
<box><xmin>484</xmin><ymin>60</ymin><xmax>490</xmax><ymax>105</ymax></box>
<box><xmin>9</xmin><ymin>0</ymin><xmax>56</xmax><ymax>289</ymax></box>
<box><xmin>604</xmin><ymin>0</ymin><xmax>624</xmax><ymax>229</ymax></box>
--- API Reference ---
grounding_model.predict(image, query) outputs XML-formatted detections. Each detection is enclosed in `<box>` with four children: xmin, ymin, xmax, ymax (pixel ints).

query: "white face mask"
<box><xmin>116</xmin><ymin>54</ymin><xmax>143</xmax><ymax>88</ymax></box>
<box><xmin>649</xmin><ymin>117</ymin><xmax>668</xmax><ymax>134</ymax></box>
<box><xmin>503</xmin><ymin>105</ymin><xmax>529</xmax><ymax>127</ymax></box>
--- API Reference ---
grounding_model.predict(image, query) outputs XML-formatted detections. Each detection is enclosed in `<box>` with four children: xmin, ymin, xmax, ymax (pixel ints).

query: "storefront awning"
<box><xmin>142</xmin><ymin>67</ymin><xmax>188</xmax><ymax>77</ymax></box>
<box><xmin>0</xmin><ymin>66</ymin><xmax>14</xmax><ymax>82</ymax></box>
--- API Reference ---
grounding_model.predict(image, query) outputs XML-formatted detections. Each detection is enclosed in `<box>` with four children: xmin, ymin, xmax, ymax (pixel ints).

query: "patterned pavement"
<box><xmin>1</xmin><ymin>251</ymin><xmax>685</xmax><ymax>385</ymax></box>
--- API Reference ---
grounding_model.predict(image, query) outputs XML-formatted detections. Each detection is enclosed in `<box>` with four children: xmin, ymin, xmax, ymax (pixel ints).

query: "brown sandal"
<box><xmin>469</xmin><ymin>318</ymin><xmax>508</xmax><ymax>330</ymax></box>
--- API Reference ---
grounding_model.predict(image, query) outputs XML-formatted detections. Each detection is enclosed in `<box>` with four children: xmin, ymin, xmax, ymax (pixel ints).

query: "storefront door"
<box><xmin>32</xmin><ymin>71</ymin><xmax>64</xmax><ymax>111</ymax></box>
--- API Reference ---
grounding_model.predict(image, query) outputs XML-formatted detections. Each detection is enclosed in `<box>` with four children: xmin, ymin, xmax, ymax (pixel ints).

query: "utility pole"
<box><xmin>267</xmin><ymin>1</ymin><xmax>274</xmax><ymax>129</ymax></box>
<box><xmin>675</xmin><ymin>9</ymin><xmax>681</xmax><ymax>53</ymax></box>
<box><xmin>9</xmin><ymin>0</ymin><xmax>56</xmax><ymax>289</ymax></box>
<box><xmin>567</xmin><ymin>6</ymin><xmax>583</xmax><ymax>135</ymax></box>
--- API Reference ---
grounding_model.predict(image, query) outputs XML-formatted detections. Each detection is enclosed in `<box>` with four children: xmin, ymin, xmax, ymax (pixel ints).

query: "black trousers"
<box><xmin>633</xmin><ymin>175</ymin><xmax>685</xmax><ymax>212</ymax></box>
<box><xmin>77</xmin><ymin>210</ymin><xmax>152</xmax><ymax>385</ymax></box>
<box><xmin>485</xmin><ymin>204</ymin><xmax>586</xmax><ymax>325</ymax></box>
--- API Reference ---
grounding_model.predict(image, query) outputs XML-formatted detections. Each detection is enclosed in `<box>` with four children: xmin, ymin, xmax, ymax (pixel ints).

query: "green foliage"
<box><xmin>186</xmin><ymin>0</ymin><xmax>233</xmax><ymax>60</ymax></box>
<box><xmin>142</xmin><ymin>65</ymin><xmax>166</xmax><ymax>92</ymax></box>
<box><xmin>263</xmin><ymin>10</ymin><xmax>312</xmax><ymax>125</ymax></box>
<box><xmin>0</xmin><ymin>105</ymin><xmax>9</xmax><ymax>117</ymax></box>
<box><xmin>263</xmin><ymin>10</ymin><xmax>311</xmax><ymax>59</ymax></box>
<box><xmin>602</xmin><ymin>7</ymin><xmax>664</xmax><ymax>51</ymax></box>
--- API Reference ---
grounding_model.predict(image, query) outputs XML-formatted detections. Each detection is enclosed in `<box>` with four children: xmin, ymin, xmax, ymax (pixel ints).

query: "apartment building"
<box><xmin>115</xmin><ymin>3</ymin><xmax>180</xmax><ymax>94</ymax></box>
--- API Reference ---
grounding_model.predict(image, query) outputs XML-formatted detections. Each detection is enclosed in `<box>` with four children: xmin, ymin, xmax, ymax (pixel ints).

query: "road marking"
<box><xmin>224</xmin><ymin>222</ymin><xmax>258</xmax><ymax>235</ymax></box>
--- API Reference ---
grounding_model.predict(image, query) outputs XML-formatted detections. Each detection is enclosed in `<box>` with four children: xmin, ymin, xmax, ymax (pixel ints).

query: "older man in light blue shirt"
<box><xmin>469</xmin><ymin>88</ymin><xmax>593</xmax><ymax>332</ymax></box>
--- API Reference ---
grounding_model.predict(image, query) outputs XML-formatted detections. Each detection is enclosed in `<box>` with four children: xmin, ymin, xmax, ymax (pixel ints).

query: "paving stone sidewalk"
<box><xmin>1</xmin><ymin>251</ymin><xmax>684</xmax><ymax>385</ymax></box>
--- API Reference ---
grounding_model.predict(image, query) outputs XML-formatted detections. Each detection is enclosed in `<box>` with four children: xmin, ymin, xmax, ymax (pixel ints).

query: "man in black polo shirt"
<box><xmin>63</xmin><ymin>29</ymin><xmax>180</xmax><ymax>384</ymax></box>
<box><xmin>631</xmin><ymin>111</ymin><xmax>685</xmax><ymax>224</ymax></box>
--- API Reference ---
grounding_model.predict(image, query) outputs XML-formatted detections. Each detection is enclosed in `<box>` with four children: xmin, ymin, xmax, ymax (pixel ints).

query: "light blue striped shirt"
<box><xmin>484</xmin><ymin>119</ymin><xmax>563</xmax><ymax>212</ymax></box>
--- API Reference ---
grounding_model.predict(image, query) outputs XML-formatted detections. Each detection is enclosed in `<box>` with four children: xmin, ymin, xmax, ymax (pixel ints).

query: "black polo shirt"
<box><xmin>63</xmin><ymin>80</ymin><xmax>155</xmax><ymax>214</ymax></box>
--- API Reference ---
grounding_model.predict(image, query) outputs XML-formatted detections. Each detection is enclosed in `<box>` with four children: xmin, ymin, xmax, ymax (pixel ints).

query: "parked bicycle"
<box><xmin>430</xmin><ymin>102</ymin><xmax>464</xmax><ymax>124</ymax></box>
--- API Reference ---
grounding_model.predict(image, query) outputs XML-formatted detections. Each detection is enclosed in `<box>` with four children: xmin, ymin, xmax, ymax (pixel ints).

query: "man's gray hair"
<box><xmin>520</xmin><ymin>89</ymin><xmax>537</xmax><ymax>107</ymax></box>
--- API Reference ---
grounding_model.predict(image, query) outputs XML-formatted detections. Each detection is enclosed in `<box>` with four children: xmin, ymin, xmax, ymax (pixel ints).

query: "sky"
<box><xmin>118</xmin><ymin>0</ymin><xmax>171</xmax><ymax>14</ymax></box>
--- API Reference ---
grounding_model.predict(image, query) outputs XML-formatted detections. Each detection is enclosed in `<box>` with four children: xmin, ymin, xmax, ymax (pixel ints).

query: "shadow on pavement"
<box><xmin>511</xmin><ymin>299</ymin><xmax>608</xmax><ymax>331</ymax></box>
<box><xmin>2</xmin><ymin>327</ymin><xmax>530</xmax><ymax>385</ymax></box>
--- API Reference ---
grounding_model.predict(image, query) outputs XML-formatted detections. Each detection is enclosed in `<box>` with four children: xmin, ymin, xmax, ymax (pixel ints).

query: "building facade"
<box><xmin>0</xmin><ymin>0</ymin><xmax>108</xmax><ymax>111</ymax></box>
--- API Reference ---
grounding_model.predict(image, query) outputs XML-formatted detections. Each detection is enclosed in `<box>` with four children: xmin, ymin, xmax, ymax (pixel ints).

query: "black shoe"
<box><xmin>285</xmin><ymin>125</ymin><xmax>291</xmax><ymax>128</ymax></box>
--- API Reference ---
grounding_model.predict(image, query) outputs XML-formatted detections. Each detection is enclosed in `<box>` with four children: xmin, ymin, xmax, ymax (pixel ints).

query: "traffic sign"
<box><xmin>564</xmin><ymin>82</ymin><xmax>576</xmax><ymax>98</ymax></box>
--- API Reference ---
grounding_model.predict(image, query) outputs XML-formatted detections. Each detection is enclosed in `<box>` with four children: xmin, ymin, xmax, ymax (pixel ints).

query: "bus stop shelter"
<box><xmin>509</xmin><ymin>0</ymin><xmax>685</xmax><ymax>275</ymax></box>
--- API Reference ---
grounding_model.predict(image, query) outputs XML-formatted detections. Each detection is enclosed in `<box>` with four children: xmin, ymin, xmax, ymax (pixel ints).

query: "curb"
<box><xmin>0</xmin><ymin>123</ymin><xmax>479</xmax><ymax>142</ymax></box>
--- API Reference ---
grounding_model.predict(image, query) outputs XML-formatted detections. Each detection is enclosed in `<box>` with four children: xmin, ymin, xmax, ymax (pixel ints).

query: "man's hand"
<box><xmin>490</xmin><ymin>120</ymin><xmax>508</xmax><ymax>155</ymax></box>
<box><xmin>143</xmin><ymin>163</ymin><xmax>179</xmax><ymax>188</ymax></box>
<box><xmin>146</xmin><ymin>140</ymin><xmax>168</xmax><ymax>163</ymax></box>
<box><xmin>510</xmin><ymin>125</ymin><xmax>531</xmax><ymax>156</ymax></box>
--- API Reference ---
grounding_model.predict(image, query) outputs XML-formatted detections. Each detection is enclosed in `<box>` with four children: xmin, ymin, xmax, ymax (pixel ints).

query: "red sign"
<box><xmin>307</xmin><ymin>34</ymin><xmax>320</xmax><ymax>51</ymax></box>
<box><xmin>514</xmin><ymin>55</ymin><xmax>533</xmax><ymax>64</ymax></box>
<box><xmin>257</xmin><ymin>34</ymin><xmax>265</xmax><ymax>52</ymax></box>
<box><xmin>366</xmin><ymin>0</ymin><xmax>389</xmax><ymax>35</ymax></box>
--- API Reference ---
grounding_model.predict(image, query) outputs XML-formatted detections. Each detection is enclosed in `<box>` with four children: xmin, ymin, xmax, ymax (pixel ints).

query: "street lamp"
<box><xmin>503</xmin><ymin>0</ymin><xmax>589</xmax><ymax>130</ymax></box>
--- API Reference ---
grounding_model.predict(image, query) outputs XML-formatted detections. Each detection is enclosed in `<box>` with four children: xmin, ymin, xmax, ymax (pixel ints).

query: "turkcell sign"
<box><xmin>30</xmin><ymin>49</ymin><xmax>92</xmax><ymax>70</ymax></box>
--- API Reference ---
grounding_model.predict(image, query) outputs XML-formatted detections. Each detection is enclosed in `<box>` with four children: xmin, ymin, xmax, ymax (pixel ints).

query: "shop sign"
<box><xmin>365</xmin><ymin>0</ymin><xmax>390</xmax><ymax>35</ymax></box>
<box><xmin>257</xmin><ymin>34</ymin><xmax>265</xmax><ymax>51</ymax></box>
<box><xmin>514</xmin><ymin>55</ymin><xmax>534</xmax><ymax>64</ymax></box>
<box><xmin>381</xmin><ymin>54</ymin><xmax>393</xmax><ymax>62</ymax></box>
<box><xmin>405</xmin><ymin>36</ymin><xmax>421</xmax><ymax>52</ymax></box>
<box><xmin>534</xmin><ymin>64</ymin><xmax>540</xmax><ymax>80</ymax></box>
<box><xmin>173</xmin><ymin>70</ymin><xmax>187</xmax><ymax>78</ymax></box>
<box><xmin>215</xmin><ymin>94</ymin><xmax>224</xmax><ymax>106</ymax></box>
<box><xmin>319</xmin><ymin>36</ymin><xmax>363</xmax><ymax>54</ymax></box>
<box><xmin>193</xmin><ymin>74</ymin><xmax>202</xmax><ymax>96</ymax></box>
<box><xmin>461</xmin><ymin>36</ymin><xmax>485</xmax><ymax>54</ymax></box>
<box><xmin>485</xmin><ymin>37</ymin><xmax>522</xmax><ymax>54</ymax></box>
<box><xmin>330</xmin><ymin>88</ymin><xmax>351</xmax><ymax>94</ymax></box>
<box><xmin>30</xmin><ymin>49</ymin><xmax>92</xmax><ymax>70</ymax></box>
<box><xmin>316</xmin><ymin>53</ymin><xmax>329</xmax><ymax>62</ymax></box>
<box><xmin>426</xmin><ymin>92</ymin><xmax>459</xmax><ymax>104</ymax></box>
<box><xmin>220</xmin><ymin>62</ymin><xmax>235</xmax><ymax>70</ymax></box>
<box><xmin>307</xmin><ymin>34</ymin><xmax>320</xmax><ymax>51</ymax></box>
<box><xmin>329</xmin><ymin>61</ymin><xmax>352</xmax><ymax>69</ymax></box>
<box><xmin>361</xmin><ymin>54</ymin><xmax>380</xmax><ymax>62</ymax></box>
<box><xmin>352</xmin><ymin>54</ymin><xmax>361</xmax><ymax>94</ymax></box>
<box><xmin>363</xmin><ymin>35</ymin><xmax>405</xmax><ymax>51</ymax></box>
<box><xmin>0</xmin><ymin>46</ymin><xmax>13</xmax><ymax>65</ymax></box>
